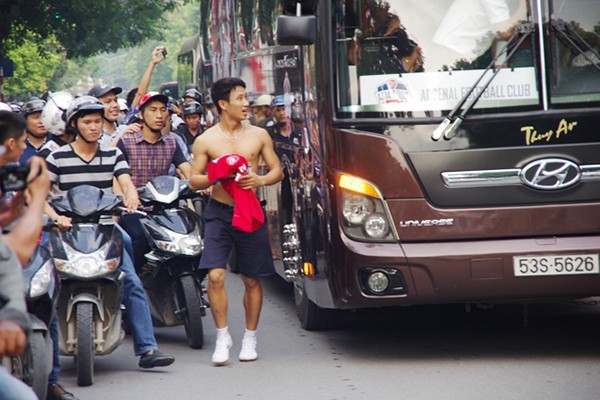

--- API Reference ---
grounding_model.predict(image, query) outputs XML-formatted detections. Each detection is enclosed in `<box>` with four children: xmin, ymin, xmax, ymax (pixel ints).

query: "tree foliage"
<box><xmin>2</xmin><ymin>0</ymin><xmax>178</xmax><ymax>58</ymax></box>
<box><xmin>2</xmin><ymin>1</ymin><xmax>199</xmax><ymax>100</ymax></box>
<box><xmin>3</xmin><ymin>32</ymin><xmax>63</xmax><ymax>100</ymax></box>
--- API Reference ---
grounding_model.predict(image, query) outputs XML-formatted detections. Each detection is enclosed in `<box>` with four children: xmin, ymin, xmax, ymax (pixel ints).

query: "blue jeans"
<box><xmin>49</xmin><ymin>314</ymin><xmax>60</xmax><ymax>384</ymax></box>
<box><xmin>116</xmin><ymin>223</ymin><xmax>157</xmax><ymax>356</ymax></box>
<box><xmin>120</xmin><ymin>213</ymin><xmax>150</xmax><ymax>272</ymax></box>
<box><xmin>0</xmin><ymin>366</ymin><xmax>37</xmax><ymax>400</ymax></box>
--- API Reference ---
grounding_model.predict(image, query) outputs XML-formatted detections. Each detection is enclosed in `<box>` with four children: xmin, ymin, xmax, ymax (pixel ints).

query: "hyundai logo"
<box><xmin>520</xmin><ymin>158</ymin><xmax>581</xmax><ymax>190</ymax></box>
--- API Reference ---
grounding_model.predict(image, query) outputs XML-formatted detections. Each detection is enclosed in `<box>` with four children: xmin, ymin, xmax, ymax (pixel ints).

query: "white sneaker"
<box><xmin>239</xmin><ymin>335</ymin><xmax>258</xmax><ymax>361</ymax></box>
<box><xmin>212</xmin><ymin>333</ymin><xmax>232</xmax><ymax>365</ymax></box>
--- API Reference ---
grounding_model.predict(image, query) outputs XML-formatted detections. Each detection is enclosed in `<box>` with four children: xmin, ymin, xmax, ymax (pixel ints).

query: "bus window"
<box><xmin>335</xmin><ymin>0</ymin><xmax>539</xmax><ymax>118</ymax></box>
<box><xmin>548</xmin><ymin>0</ymin><xmax>600</xmax><ymax>104</ymax></box>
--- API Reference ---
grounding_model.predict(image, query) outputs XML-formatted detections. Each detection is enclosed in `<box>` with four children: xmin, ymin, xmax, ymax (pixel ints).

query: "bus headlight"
<box><xmin>339</xmin><ymin>174</ymin><xmax>396</xmax><ymax>242</ymax></box>
<box><xmin>363</xmin><ymin>213</ymin><xmax>390</xmax><ymax>239</ymax></box>
<box><xmin>342</xmin><ymin>195</ymin><xmax>375</xmax><ymax>225</ymax></box>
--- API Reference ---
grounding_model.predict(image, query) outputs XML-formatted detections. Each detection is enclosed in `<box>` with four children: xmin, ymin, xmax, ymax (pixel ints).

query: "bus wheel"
<box><xmin>294</xmin><ymin>278</ymin><xmax>337</xmax><ymax>331</ymax></box>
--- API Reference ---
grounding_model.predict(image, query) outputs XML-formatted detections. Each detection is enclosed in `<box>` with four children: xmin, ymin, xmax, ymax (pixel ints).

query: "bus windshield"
<box><xmin>334</xmin><ymin>0</ymin><xmax>600</xmax><ymax>118</ymax></box>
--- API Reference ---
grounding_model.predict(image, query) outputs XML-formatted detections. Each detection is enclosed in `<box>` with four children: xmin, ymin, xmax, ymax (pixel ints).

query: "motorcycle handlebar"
<box><xmin>118</xmin><ymin>206</ymin><xmax>147</xmax><ymax>216</ymax></box>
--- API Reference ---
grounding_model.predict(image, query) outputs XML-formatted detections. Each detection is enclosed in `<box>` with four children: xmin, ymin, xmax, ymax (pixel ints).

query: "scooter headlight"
<box><xmin>54</xmin><ymin>242</ymin><xmax>120</xmax><ymax>278</ymax></box>
<box><xmin>28</xmin><ymin>260</ymin><xmax>54</xmax><ymax>298</ymax></box>
<box><xmin>155</xmin><ymin>225</ymin><xmax>203</xmax><ymax>256</ymax></box>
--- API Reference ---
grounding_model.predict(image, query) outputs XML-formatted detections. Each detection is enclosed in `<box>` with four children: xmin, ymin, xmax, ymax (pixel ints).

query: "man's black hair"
<box><xmin>0</xmin><ymin>110</ymin><xmax>27</xmax><ymax>145</ymax></box>
<box><xmin>211</xmin><ymin>77</ymin><xmax>246</xmax><ymax>115</ymax></box>
<box><xmin>126</xmin><ymin>87</ymin><xmax>138</xmax><ymax>109</ymax></box>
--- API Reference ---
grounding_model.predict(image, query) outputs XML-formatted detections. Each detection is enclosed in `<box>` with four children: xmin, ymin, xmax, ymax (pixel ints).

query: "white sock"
<box><xmin>244</xmin><ymin>328</ymin><xmax>256</xmax><ymax>339</ymax></box>
<box><xmin>216</xmin><ymin>326</ymin><xmax>229</xmax><ymax>338</ymax></box>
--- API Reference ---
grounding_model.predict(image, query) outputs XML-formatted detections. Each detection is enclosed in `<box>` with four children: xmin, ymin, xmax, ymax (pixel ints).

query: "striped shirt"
<box><xmin>45</xmin><ymin>144</ymin><xmax>131</xmax><ymax>195</ymax></box>
<box><xmin>117</xmin><ymin>131</ymin><xmax>188</xmax><ymax>188</ymax></box>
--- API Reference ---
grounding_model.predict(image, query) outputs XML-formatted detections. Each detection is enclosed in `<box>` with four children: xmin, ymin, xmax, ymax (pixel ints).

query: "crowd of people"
<box><xmin>0</xmin><ymin>46</ymin><xmax>293</xmax><ymax>399</ymax></box>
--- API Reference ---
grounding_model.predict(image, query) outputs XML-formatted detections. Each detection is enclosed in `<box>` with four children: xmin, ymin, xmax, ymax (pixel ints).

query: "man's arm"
<box><xmin>173</xmin><ymin>140</ymin><xmax>192</xmax><ymax>179</ymax></box>
<box><xmin>4</xmin><ymin>157</ymin><xmax>51</xmax><ymax>265</ymax></box>
<box><xmin>115</xmin><ymin>173</ymin><xmax>139</xmax><ymax>211</ymax></box>
<box><xmin>238</xmin><ymin>131</ymin><xmax>284</xmax><ymax>190</ymax></box>
<box><xmin>177</xmin><ymin>162</ymin><xmax>192</xmax><ymax>180</ymax></box>
<box><xmin>189</xmin><ymin>135</ymin><xmax>211</xmax><ymax>190</ymax></box>
<box><xmin>130</xmin><ymin>47</ymin><xmax>166</xmax><ymax>109</ymax></box>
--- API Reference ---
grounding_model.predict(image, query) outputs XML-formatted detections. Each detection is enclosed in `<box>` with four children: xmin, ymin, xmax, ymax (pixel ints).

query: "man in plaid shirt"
<box><xmin>116</xmin><ymin>91</ymin><xmax>192</xmax><ymax>270</ymax></box>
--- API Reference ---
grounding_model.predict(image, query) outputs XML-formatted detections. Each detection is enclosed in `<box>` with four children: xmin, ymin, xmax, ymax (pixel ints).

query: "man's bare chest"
<box><xmin>208</xmin><ymin>136</ymin><xmax>261</xmax><ymax>164</ymax></box>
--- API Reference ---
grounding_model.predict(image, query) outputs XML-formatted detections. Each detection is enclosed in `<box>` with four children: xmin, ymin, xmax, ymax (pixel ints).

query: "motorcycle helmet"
<box><xmin>182</xmin><ymin>101</ymin><xmax>203</xmax><ymax>117</ymax></box>
<box><xmin>21</xmin><ymin>98</ymin><xmax>46</xmax><ymax>117</ymax></box>
<box><xmin>0</xmin><ymin>102</ymin><xmax>12</xmax><ymax>112</ymax></box>
<box><xmin>183</xmin><ymin>88</ymin><xmax>203</xmax><ymax>104</ymax></box>
<box><xmin>138</xmin><ymin>91</ymin><xmax>169</xmax><ymax>111</ymax></box>
<box><xmin>9</xmin><ymin>102</ymin><xmax>22</xmax><ymax>113</ymax></box>
<box><xmin>42</xmin><ymin>91</ymin><xmax>75</xmax><ymax>136</ymax></box>
<box><xmin>66</xmin><ymin>95</ymin><xmax>105</xmax><ymax>125</ymax></box>
<box><xmin>117</xmin><ymin>98</ymin><xmax>128</xmax><ymax>112</ymax></box>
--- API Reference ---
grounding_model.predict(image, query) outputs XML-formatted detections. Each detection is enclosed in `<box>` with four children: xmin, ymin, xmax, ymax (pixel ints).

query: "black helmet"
<box><xmin>183</xmin><ymin>88</ymin><xmax>203</xmax><ymax>103</ymax></box>
<box><xmin>66</xmin><ymin>95</ymin><xmax>105</xmax><ymax>125</ymax></box>
<box><xmin>182</xmin><ymin>101</ymin><xmax>203</xmax><ymax>117</ymax></box>
<box><xmin>21</xmin><ymin>98</ymin><xmax>46</xmax><ymax>117</ymax></box>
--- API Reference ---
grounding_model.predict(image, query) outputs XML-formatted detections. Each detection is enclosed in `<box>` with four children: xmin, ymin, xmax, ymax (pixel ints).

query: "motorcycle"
<box><xmin>21</xmin><ymin>241</ymin><xmax>59</xmax><ymax>399</ymax></box>
<box><xmin>48</xmin><ymin>185</ymin><xmax>126</xmax><ymax>386</ymax></box>
<box><xmin>135</xmin><ymin>175</ymin><xmax>207</xmax><ymax>349</ymax></box>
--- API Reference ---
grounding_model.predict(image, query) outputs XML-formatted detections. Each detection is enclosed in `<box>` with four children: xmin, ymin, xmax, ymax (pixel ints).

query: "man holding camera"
<box><xmin>0</xmin><ymin>110</ymin><xmax>50</xmax><ymax>399</ymax></box>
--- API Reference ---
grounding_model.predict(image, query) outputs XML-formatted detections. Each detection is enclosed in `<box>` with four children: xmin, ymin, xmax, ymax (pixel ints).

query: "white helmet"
<box><xmin>0</xmin><ymin>102</ymin><xmax>12</xmax><ymax>112</ymax></box>
<box><xmin>42</xmin><ymin>91</ymin><xmax>75</xmax><ymax>136</ymax></box>
<box><xmin>117</xmin><ymin>98</ymin><xmax>128</xmax><ymax>112</ymax></box>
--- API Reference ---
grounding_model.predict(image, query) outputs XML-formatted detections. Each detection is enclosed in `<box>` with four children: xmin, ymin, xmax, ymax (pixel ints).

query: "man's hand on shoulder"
<box><xmin>122</xmin><ymin>123</ymin><xmax>142</xmax><ymax>136</ymax></box>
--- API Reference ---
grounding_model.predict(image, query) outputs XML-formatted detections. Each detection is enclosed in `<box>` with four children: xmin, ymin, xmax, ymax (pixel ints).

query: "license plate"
<box><xmin>514</xmin><ymin>254</ymin><xmax>600</xmax><ymax>277</ymax></box>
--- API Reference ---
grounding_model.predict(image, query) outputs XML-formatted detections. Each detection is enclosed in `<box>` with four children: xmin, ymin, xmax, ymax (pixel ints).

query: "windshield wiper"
<box><xmin>432</xmin><ymin>22</ymin><xmax>534</xmax><ymax>141</ymax></box>
<box><xmin>551</xmin><ymin>18</ymin><xmax>600</xmax><ymax>74</ymax></box>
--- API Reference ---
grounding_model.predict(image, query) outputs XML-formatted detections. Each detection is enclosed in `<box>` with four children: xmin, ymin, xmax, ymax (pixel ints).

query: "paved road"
<box><xmin>57</xmin><ymin>273</ymin><xmax>600</xmax><ymax>400</ymax></box>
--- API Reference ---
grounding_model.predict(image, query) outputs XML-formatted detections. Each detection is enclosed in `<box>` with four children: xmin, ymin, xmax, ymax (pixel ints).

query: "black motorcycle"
<box><xmin>21</xmin><ymin>241</ymin><xmax>59</xmax><ymax>399</ymax></box>
<box><xmin>2</xmin><ymin>212</ymin><xmax>58</xmax><ymax>399</ymax></box>
<box><xmin>48</xmin><ymin>185</ymin><xmax>126</xmax><ymax>387</ymax></box>
<box><xmin>135</xmin><ymin>175</ymin><xmax>207</xmax><ymax>349</ymax></box>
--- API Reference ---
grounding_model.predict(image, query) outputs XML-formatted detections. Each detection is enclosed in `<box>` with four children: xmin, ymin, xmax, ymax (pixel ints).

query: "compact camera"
<box><xmin>0</xmin><ymin>163</ymin><xmax>31</xmax><ymax>192</ymax></box>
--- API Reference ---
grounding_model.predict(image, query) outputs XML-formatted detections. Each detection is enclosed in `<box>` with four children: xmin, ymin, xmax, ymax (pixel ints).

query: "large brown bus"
<box><xmin>181</xmin><ymin>0</ymin><xmax>600</xmax><ymax>330</ymax></box>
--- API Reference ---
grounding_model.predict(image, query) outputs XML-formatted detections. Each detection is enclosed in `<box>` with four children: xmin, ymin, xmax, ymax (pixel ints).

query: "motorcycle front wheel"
<box><xmin>76</xmin><ymin>302</ymin><xmax>94</xmax><ymax>386</ymax></box>
<box><xmin>179</xmin><ymin>275</ymin><xmax>204</xmax><ymax>349</ymax></box>
<box><xmin>29</xmin><ymin>331</ymin><xmax>51</xmax><ymax>399</ymax></box>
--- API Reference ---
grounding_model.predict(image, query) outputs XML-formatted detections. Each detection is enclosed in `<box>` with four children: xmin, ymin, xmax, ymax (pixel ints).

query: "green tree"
<box><xmin>3</xmin><ymin>32</ymin><xmax>63</xmax><ymax>100</ymax></box>
<box><xmin>2</xmin><ymin>1</ymin><xmax>199</xmax><ymax>100</ymax></box>
<box><xmin>1</xmin><ymin>0</ymin><xmax>180</xmax><ymax>59</ymax></box>
<box><xmin>85</xmin><ymin>1</ymin><xmax>200</xmax><ymax>95</ymax></box>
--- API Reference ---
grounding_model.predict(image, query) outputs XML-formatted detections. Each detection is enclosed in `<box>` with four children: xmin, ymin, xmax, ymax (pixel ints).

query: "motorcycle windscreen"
<box><xmin>154</xmin><ymin>209</ymin><xmax>201</xmax><ymax>234</ymax></box>
<box><xmin>149</xmin><ymin>176</ymin><xmax>179</xmax><ymax>196</ymax></box>
<box><xmin>64</xmin><ymin>185</ymin><xmax>123</xmax><ymax>216</ymax></box>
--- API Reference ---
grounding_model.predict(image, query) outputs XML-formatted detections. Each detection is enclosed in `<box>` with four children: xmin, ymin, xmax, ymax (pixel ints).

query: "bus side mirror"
<box><xmin>277</xmin><ymin>15</ymin><xmax>316</xmax><ymax>46</ymax></box>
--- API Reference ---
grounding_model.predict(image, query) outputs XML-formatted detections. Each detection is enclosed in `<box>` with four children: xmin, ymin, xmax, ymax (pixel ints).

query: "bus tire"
<box><xmin>294</xmin><ymin>278</ymin><xmax>337</xmax><ymax>331</ymax></box>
